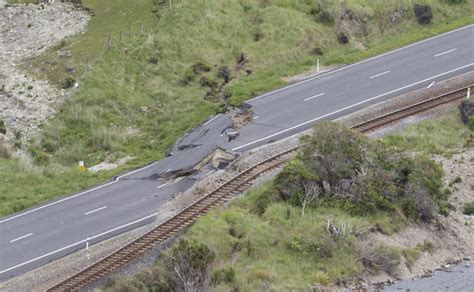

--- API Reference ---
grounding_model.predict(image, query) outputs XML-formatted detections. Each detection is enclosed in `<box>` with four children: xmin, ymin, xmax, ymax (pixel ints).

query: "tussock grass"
<box><xmin>1</xmin><ymin>0</ymin><xmax>472</xmax><ymax>216</ymax></box>
<box><xmin>382</xmin><ymin>112</ymin><xmax>472</xmax><ymax>156</ymax></box>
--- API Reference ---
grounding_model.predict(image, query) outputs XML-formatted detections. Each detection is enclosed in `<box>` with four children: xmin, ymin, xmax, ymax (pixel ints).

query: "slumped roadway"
<box><xmin>0</xmin><ymin>25</ymin><xmax>473</xmax><ymax>281</ymax></box>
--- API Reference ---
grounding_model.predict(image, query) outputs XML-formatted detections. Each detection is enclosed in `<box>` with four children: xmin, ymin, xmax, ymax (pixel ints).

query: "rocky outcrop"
<box><xmin>0</xmin><ymin>2</ymin><xmax>89</xmax><ymax>141</ymax></box>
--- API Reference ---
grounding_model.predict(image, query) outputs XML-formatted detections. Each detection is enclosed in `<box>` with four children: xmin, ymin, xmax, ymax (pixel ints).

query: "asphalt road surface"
<box><xmin>0</xmin><ymin>25</ymin><xmax>473</xmax><ymax>281</ymax></box>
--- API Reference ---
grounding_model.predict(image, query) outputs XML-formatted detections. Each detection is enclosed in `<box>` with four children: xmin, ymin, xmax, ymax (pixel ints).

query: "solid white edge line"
<box><xmin>0</xmin><ymin>161</ymin><xmax>159</xmax><ymax>224</ymax></box>
<box><xmin>9</xmin><ymin>233</ymin><xmax>34</xmax><ymax>243</ymax></box>
<box><xmin>232</xmin><ymin>63</ymin><xmax>473</xmax><ymax>152</ymax></box>
<box><xmin>0</xmin><ymin>211</ymin><xmax>163</xmax><ymax>274</ymax></box>
<box><xmin>84</xmin><ymin>206</ymin><xmax>107</xmax><ymax>216</ymax></box>
<box><xmin>246</xmin><ymin>25</ymin><xmax>472</xmax><ymax>103</ymax></box>
<box><xmin>304</xmin><ymin>92</ymin><xmax>326</xmax><ymax>101</ymax></box>
<box><xmin>369</xmin><ymin>70</ymin><xmax>391</xmax><ymax>79</ymax></box>
<box><xmin>202</xmin><ymin>114</ymin><xmax>222</xmax><ymax>126</ymax></box>
<box><xmin>434</xmin><ymin>48</ymin><xmax>457</xmax><ymax>57</ymax></box>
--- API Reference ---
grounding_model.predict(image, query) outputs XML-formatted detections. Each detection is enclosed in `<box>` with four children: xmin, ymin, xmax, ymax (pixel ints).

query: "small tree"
<box><xmin>299</xmin><ymin>180</ymin><xmax>321</xmax><ymax>216</ymax></box>
<box><xmin>163</xmin><ymin>239</ymin><xmax>215</xmax><ymax>292</ymax></box>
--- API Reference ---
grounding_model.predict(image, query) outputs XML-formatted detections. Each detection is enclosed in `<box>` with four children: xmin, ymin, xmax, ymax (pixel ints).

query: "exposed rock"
<box><xmin>0</xmin><ymin>2</ymin><xmax>90</xmax><ymax>142</ymax></box>
<box><xmin>211</xmin><ymin>147</ymin><xmax>236</xmax><ymax>169</ymax></box>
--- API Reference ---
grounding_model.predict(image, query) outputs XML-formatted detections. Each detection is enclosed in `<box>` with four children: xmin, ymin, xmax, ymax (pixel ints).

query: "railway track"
<box><xmin>351</xmin><ymin>86</ymin><xmax>471</xmax><ymax>132</ymax></box>
<box><xmin>47</xmin><ymin>86</ymin><xmax>470</xmax><ymax>291</ymax></box>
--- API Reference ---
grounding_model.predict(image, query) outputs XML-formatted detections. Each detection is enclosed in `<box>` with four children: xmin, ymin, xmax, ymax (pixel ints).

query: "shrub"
<box><xmin>218</xmin><ymin>66</ymin><xmax>231</xmax><ymax>84</ymax></box>
<box><xmin>0</xmin><ymin>145</ymin><xmax>10</xmax><ymax>159</ymax></box>
<box><xmin>337</xmin><ymin>32</ymin><xmax>349</xmax><ymax>44</ymax></box>
<box><xmin>162</xmin><ymin>239</ymin><xmax>215</xmax><ymax>291</ymax></box>
<box><xmin>463</xmin><ymin>201</ymin><xmax>474</xmax><ymax>215</ymax></box>
<box><xmin>414</xmin><ymin>4</ymin><xmax>433</xmax><ymax>25</ymax></box>
<box><xmin>311</xmin><ymin>271</ymin><xmax>331</xmax><ymax>286</ymax></box>
<box><xmin>403</xmin><ymin>248</ymin><xmax>421</xmax><ymax>270</ymax></box>
<box><xmin>446</xmin><ymin>0</ymin><xmax>467</xmax><ymax>3</ymax></box>
<box><xmin>191</xmin><ymin>61</ymin><xmax>211</xmax><ymax>74</ymax></box>
<box><xmin>61</xmin><ymin>76</ymin><xmax>76</xmax><ymax>89</ymax></box>
<box><xmin>309</xmin><ymin>47</ymin><xmax>324</xmax><ymax>56</ymax></box>
<box><xmin>459</xmin><ymin>100</ymin><xmax>474</xmax><ymax>131</ymax></box>
<box><xmin>0</xmin><ymin>119</ymin><xmax>6</xmax><ymax>135</ymax></box>
<box><xmin>148</xmin><ymin>56</ymin><xmax>159</xmax><ymax>64</ymax></box>
<box><xmin>360</xmin><ymin>245</ymin><xmax>401</xmax><ymax>276</ymax></box>
<box><xmin>211</xmin><ymin>267</ymin><xmax>236</xmax><ymax>285</ymax></box>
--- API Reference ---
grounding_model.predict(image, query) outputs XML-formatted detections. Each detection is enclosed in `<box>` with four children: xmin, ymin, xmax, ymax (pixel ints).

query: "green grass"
<box><xmin>463</xmin><ymin>201</ymin><xmax>474</xmax><ymax>215</ymax></box>
<box><xmin>1</xmin><ymin>0</ymin><xmax>473</xmax><ymax>216</ymax></box>
<box><xmin>167</xmin><ymin>190</ymin><xmax>366</xmax><ymax>290</ymax></box>
<box><xmin>382</xmin><ymin>111</ymin><xmax>472</xmax><ymax>156</ymax></box>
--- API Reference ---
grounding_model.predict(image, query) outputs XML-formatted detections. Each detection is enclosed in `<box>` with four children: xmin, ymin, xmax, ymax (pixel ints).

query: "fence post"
<box><xmin>107</xmin><ymin>34</ymin><xmax>112</xmax><ymax>50</ymax></box>
<box><xmin>119</xmin><ymin>31</ymin><xmax>122</xmax><ymax>43</ymax></box>
<box><xmin>140</xmin><ymin>23</ymin><xmax>144</xmax><ymax>35</ymax></box>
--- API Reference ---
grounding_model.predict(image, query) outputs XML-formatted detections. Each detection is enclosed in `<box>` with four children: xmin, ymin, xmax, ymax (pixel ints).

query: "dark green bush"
<box><xmin>0</xmin><ymin>119</ymin><xmax>6</xmax><ymax>135</ymax></box>
<box><xmin>414</xmin><ymin>4</ymin><xmax>433</xmax><ymax>25</ymax></box>
<box><xmin>463</xmin><ymin>201</ymin><xmax>474</xmax><ymax>215</ymax></box>
<box><xmin>61</xmin><ymin>76</ymin><xmax>76</xmax><ymax>89</ymax></box>
<box><xmin>275</xmin><ymin>122</ymin><xmax>444</xmax><ymax>222</ymax></box>
<box><xmin>211</xmin><ymin>267</ymin><xmax>236</xmax><ymax>285</ymax></box>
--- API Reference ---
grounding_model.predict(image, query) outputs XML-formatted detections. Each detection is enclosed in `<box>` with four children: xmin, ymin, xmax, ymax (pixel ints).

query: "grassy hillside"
<box><xmin>0</xmin><ymin>0</ymin><xmax>472</xmax><ymax>215</ymax></box>
<box><xmin>102</xmin><ymin>114</ymin><xmax>472</xmax><ymax>291</ymax></box>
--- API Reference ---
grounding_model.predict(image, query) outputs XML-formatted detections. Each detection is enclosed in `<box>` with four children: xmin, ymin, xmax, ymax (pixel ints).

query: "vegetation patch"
<box><xmin>1</xmin><ymin>0</ymin><xmax>472</xmax><ymax>216</ymax></box>
<box><xmin>382</xmin><ymin>111</ymin><xmax>472</xmax><ymax>156</ymax></box>
<box><xmin>103</xmin><ymin>117</ymin><xmax>469</xmax><ymax>290</ymax></box>
<box><xmin>463</xmin><ymin>201</ymin><xmax>474</xmax><ymax>215</ymax></box>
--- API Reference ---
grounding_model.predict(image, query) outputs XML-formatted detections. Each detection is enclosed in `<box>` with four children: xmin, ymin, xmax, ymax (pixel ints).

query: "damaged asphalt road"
<box><xmin>0</xmin><ymin>25</ymin><xmax>473</xmax><ymax>281</ymax></box>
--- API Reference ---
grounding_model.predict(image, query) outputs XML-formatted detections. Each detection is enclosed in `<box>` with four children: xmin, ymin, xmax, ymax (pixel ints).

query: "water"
<box><xmin>384</xmin><ymin>261</ymin><xmax>473</xmax><ymax>292</ymax></box>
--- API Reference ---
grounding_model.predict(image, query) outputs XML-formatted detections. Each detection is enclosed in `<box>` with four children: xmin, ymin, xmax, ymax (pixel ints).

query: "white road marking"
<box><xmin>9</xmin><ymin>233</ymin><xmax>34</xmax><ymax>243</ymax></box>
<box><xmin>226</xmin><ymin>131</ymin><xmax>239</xmax><ymax>135</ymax></box>
<box><xmin>0</xmin><ymin>210</ymin><xmax>165</xmax><ymax>275</ymax></box>
<box><xmin>427</xmin><ymin>81</ymin><xmax>435</xmax><ymax>88</ymax></box>
<box><xmin>246</xmin><ymin>25</ymin><xmax>471</xmax><ymax>103</ymax></box>
<box><xmin>253</xmin><ymin>116</ymin><xmax>259</xmax><ymax>120</ymax></box>
<box><xmin>205</xmin><ymin>170</ymin><xmax>216</xmax><ymax>176</ymax></box>
<box><xmin>166</xmin><ymin>168</ymin><xmax>172</xmax><ymax>172</ymax></box>
<box><xmin>203</xmin><ymin>114</ymin><xmax>221</xmax><ymax>126</ymax></box>
<box><xmin>156</xmin><ymin>182</ymin><xmax>169</xmax><ymax>189</ymax></box>
<box><xmin>232</xmin><ymin>63</ymin><xmax>473</xmax><ymax>151</ymax></box>
<box><xmin>0</xmin><ymin>161</ymin><xmax>159</xmax><ymax>224</ymax></box>
<box><xmin>369</xmin><ymin>71</ymin><xmax>391</xmax><ymax>79</ymax></box>
<box><xmin>304</xmin><ymin>92</ymin><xmax>326</xmax><ymax>101</ymax></box>
<box><xmin>434</xmin><ymin>48</ymin><xmax>457</xmax><ymax>57</ymax></box>
<box><xmin>84</xmin><ymin>206</ymin><xmax>107</xmax><ymax>216</ymax></box>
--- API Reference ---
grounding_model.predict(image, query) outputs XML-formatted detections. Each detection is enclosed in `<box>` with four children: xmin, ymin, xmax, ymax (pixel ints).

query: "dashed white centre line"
<box><xmin>427</xmin><ymin>81</ymin><xmax>435</xmax><ymax>88</ymax></box>
<box><xmin>10</xmin><ymin>233</ymin><xmax>34</xmax><ymax>243</ymax></box>
<box><xmin>84</xmin><ymin>206</ymin><xmax>107</xmax><ymax>216</ymax></box>
<box><xmin>156</xmin><ymin>182</ymin><xmax>169</xmax><ymax>189</ymax></box>
<box><xmin>434</xmin><ymin>48</ymin><xmax>457</xmax><ymax>57</ymax></box>
<box><xmin>369</xmin><ymin>70</ymin><xmax>391</xmax><ymax>79</ymax></box>
<box><xmin>304</xmin><ymin>92</ymin><xmax>326</xmax><ymax>101</ymax></box>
